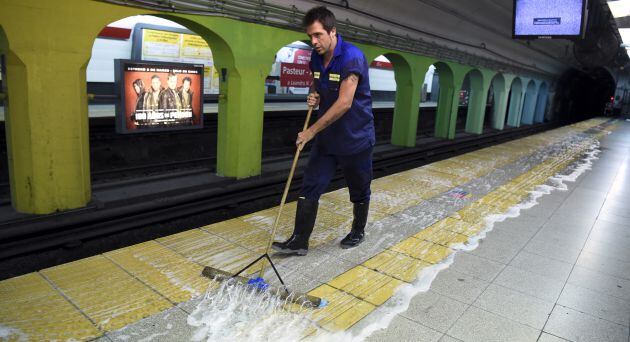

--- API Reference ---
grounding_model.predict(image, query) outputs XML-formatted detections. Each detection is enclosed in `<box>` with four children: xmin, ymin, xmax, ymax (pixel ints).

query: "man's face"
<box><xmin>168</xmin><ymin>76</ymin><xmax>177</xmax><ymax>89</ymax></box>
<box><xmin>306</xmin><ymin>21</ymin><xmax>335</xmax><ymax>56</ymax></box>
<box><xmin>151</xmin><ymin>78</ymin><xmax>161</xmax><ymax>91</ymax></box>
<box><xmin>183</xmin><ymin>80</ymin><xmax>191</xmax><ymax>92</ymax></box>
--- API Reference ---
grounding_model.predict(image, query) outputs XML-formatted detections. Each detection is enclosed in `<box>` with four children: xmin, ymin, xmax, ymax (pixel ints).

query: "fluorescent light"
<box><xmin>608</xmin><ymin>0</ymin><xmax>630</xmax><ymax>18</ymax></box>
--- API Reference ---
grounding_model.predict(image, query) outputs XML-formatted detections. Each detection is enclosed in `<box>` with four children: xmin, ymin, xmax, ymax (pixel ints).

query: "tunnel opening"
<box><xmin>552</xmin><ymin>67</ymin><xmax>616</xmax><ymax>124</ymax></box>
<box><xmin>417</xmin><ymin>65</ymin><xmax>438</xmax><ymax>138</ymax></box>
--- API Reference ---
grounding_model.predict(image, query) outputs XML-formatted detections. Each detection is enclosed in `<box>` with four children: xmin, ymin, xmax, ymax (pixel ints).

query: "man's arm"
<box><xmin>297</xmin><ymin>73</ymin><xmax>359</xmax><ymax>146</ymax></box>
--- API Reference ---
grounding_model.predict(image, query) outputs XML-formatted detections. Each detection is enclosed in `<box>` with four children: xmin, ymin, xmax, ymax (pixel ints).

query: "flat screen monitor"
<box><xmin>513</xmin><ymin>0</ymin><xmax>586</xmax><ymax>39</ymax></box>
<box><xmin>115</xmin><ymin>59</ymin><xmax>204</xmax><ymax>134</ymax></box>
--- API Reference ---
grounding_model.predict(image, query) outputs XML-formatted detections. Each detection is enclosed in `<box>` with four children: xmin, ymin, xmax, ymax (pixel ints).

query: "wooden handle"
<box><xmin>258</xmin><ymin>106</ymin><xmax>314</xmax><ymax>277</ymax></box>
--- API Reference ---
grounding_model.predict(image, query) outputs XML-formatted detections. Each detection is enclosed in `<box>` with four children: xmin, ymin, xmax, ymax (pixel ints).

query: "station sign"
<box><xmin>115</xmin><ymin>59</ymin><xmax>204</xmax><ymax>134</ymax></box>
<box><xmin>280</xmin><ymin>62</ymin><xmax>312</xmax><ymax>87</ymax></box>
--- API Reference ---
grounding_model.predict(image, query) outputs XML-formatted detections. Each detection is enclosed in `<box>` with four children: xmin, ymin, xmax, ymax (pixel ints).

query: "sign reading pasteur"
<box><xmin>280</xmin><ymin>62</ymin><xmax>312</xmax><ymax>87</ymax></box>
<box><xmin>115</xmin><ymin>59</ymin><xmax>204</xmax><ymax>134</ymax></box>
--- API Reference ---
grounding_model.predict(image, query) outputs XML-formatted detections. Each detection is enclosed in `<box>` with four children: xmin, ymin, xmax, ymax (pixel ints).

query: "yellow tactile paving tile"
<box><xmin>417</xmin><ymin>226</ymin><xmax>469</xmax><ymax>247</ymax></box>
<box><xmin>307</xmin><ymin>284</ymin><xmax>376</xmax><ymax>331</ymax></box>
<box><xmin>478</xmin><ymin>190</ymin><xmax>525</xmax><ymax>211</ymax></box>
<box><xmin>327</xmin><ymin>265</ymin><xmax>403</xmax><ymax>306</ymax></box>
<box><xmin>201</xmin><ymin>217</ymin><xmax>264</xmax><ymax>241</ymax></box>
<box><xmin>438</xmin><ymin>217</ymin><xmax>485</xmax><ymax>237</ymax></box>
<box><xmin>0</xmin><ymin>273</ymin><xmax>101</xmax><ymax>341</ymax></box>
<box><xmin>40</xmin><ymin>255</ymin><xmax>172</xmax><ymax>332</ymax></box>
<box><xmin>451</xmin><ymin>202</ymin><xmax>501</xmax><ymax>225</ymax></box>
<box><xmin>104</xmin><ymin>240</ymin><xmax>210</xmax><ymax>303</ymax></box>
<box><xmin>389</xmin><ymin>237</ymin><xmax>453</xmax><ymax>264</ymax></box>
<box><xmin>157</xmin><ymin>229</ymin><xmax>259</xmax><ymax>274</ymax></box>
<box><xmin>363</xmin><ymin>250</ymin><xmax>431</xmax><ymax>282</ymax></box>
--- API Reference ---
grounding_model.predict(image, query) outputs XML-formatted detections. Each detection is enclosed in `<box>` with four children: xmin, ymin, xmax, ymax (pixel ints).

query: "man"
<box><xmin>144</xmin><ymin>74</ymin><xmax>162</xmax><ymax>111</ymax></box>
<box><xmin>159</xmin><ymin>72</ymin><xmax>182</xmax><ymax>111</ymax></box>
<box><xmin>179</xmin><ymin>77</ymin><xmax>194</xmax><ymax>110</ymax></box>
<box><xmin>272</xmin><ymin>6</ymin><xmax>375</xmax><ymax>255</ymax></box>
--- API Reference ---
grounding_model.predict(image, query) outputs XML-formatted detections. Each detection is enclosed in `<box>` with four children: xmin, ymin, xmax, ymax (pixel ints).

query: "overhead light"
<box><xmin>608</xmin><ymin>0</ymin><xmax>630</xmax><ymax>18</ymax></box>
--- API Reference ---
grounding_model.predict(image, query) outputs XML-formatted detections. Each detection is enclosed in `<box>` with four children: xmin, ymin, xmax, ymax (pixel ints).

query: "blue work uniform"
<box><xmin>301</xmin><ymin>34</ymin><xmax>375</xmax><ymax>203</ymax></box>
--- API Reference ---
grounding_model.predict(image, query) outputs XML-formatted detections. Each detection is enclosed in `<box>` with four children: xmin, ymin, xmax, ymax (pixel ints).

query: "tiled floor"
<box><xmin>356</xmin><ymin>120</ymin><xmax>630</xmax><ymax>342</ymax></box>
<box><xmin>0</xmin><ymin>118</ymin><xmax>626</xmax><ymax>342</ymax></box>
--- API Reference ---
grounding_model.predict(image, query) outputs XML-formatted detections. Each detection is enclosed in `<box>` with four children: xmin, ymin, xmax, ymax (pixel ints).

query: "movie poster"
<box><xmin>115</xmin><ymin>60</ymin><xmax>204</xmax><ymax>133</ymax></box>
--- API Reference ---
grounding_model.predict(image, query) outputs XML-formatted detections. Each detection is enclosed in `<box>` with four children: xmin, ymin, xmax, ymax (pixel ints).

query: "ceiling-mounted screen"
<box><xmin>513</xmin><ymin>0</ymin><xmax>586</xmax><ymax>39</ymax></box>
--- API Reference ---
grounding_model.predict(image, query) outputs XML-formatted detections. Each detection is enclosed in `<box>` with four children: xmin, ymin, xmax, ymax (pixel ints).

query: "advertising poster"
<box><xmin>140</xmin><ymin>28</ymin><xmax>219</xmax><ymax>94</ymax></box>
<box><xmin>116</xmin><ymin>60</ymin><xmax>204</xmax><ymax>133</ymax></box>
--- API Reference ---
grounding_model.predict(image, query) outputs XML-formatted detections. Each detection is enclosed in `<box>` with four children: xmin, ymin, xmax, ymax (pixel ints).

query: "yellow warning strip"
<box><xmin>0</xmin><ymin>273</ymin><xmax>100</xmax><ymax>341</ymax></box>
<box><xmin>40</xmin><ymin>255</ymin><xmax>172</xmax><ymax>332</ymax></box>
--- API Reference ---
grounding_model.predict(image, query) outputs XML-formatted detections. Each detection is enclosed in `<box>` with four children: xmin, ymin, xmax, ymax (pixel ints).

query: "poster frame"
<box><xmin>114</xmin><ymin>58</ymin><xmax>205</xmax><ymax>134</ymax></box>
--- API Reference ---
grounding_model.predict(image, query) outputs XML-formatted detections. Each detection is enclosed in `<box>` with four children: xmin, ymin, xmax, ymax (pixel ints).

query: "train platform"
<box><xmin>0</xmin><ymin>117</ymin><xmax>626</xmax><ymax>341</ymax></box>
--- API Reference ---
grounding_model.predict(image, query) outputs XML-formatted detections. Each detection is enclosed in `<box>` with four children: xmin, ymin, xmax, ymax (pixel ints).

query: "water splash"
<box><xmin>188</xmin><ymin>279</ymin><xmax>321</xmax><ymax>342</ymax></box>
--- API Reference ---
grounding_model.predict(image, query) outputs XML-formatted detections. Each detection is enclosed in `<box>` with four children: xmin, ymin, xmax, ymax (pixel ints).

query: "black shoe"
<box><xmin>271</xmin><ymin>197</ymin><xmax>318</xmax><ymax>256</ymax></box>
<box><xmin>340</xmin><ymin>230</ymin><xmax>365</xmax><ymax>249</ymax></box>
<box><xmin>340</xmin><ymin>201</ymin><xmax>369</xmax><ymax>249</ymax></box>
<box><xmin>272</xmin><ymin>234</ymin><xmax>309</xmax><ymax>255</ymax></box>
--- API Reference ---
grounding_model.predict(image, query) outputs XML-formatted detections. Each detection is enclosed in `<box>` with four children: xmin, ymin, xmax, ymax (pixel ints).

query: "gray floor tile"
<box><xmin>557</xmin><ymin>283</ymin><xmax>630</xmax><ymax>326</ymax></box>
<box><xmin>493</xmin><ymin>266</ymin><xmax>565</xmax><ymax>302</ymax></box>
<box><xmin>429</xmin><ymin>268</ymin><xmax>490</xmax><ymax>305</ymax></box>
<box><xmin>438</xmin><ymin>334</ymin><xmax>464</xmax><ymax>342</ymax></box>
<box><xmin>567</xmin><ymin>265</ymin><xmax>630</xmax><ymax>301</ymax></box>
<box><xmin>600</xmin><ymin>206</ymin><xmax>630</xmax><ymax>219</ymax></box>
<box><xmin>509</xmin><ymin>251</ymin><xmax>573</xmax><ymax>282</ymax></box>
<box><xmin>450</xmin><ymin>252</ymin><xmax>506</xmax><ymax>282</ymax></box>
<box><xmin>365</xmin><ymin>314</ymin><xmax>443</xmax><ymax>342</ymax></box>
<box><xmin>91</xmin><ymin>336</ymin><xmax>113</xmax><ymax>342</ymax></box>
<box><xmin>588</xmin><ymin>222</ymin><xmax>630</xmax><ymax>249</ymax></box>
<box><xmin>576</xmin><ymin>250</ymin><xmax>630</xmax><ymax>280</ymax></box>
<box><xmin>523</xmin><ymin>238</ymin><xmax>582</xmax><ymax>264</ymax></box>
<box><xmin>544</xmin><ymin>305</ymin><xmax>629</xmax><ymax>342</ymax></box>
<box><xmin>492</xmin><ymin>216</ymin><xmax>544</xmax><ymax>240</ymax></box>
<box><xmin>447</xmin><ymin>306</ymin><xmax>540</xmax><ymax>342</ymax></box>
<box><xmin>537</xmin><ymin>332</ymin><xmax>570</xmax><ymax>342</ymax></box>
<box><xmin>400</xmin><ymin>290</ymin><xmax>469</xmax><ymax>333</ymax></box>
<box><xmin>473</xmin><ymin>284</ymin><xmax>554</xmax><ymax>329</ymax></box>
<box><xmin>596</xmin><ymin>212</ymin><xmax>630</xmax><ymax>226</ymax></box>
<box><xmin>583</xmin><ymin>238</ymin><xmax>630</xmax><ymax>263</ymax></box>
<box><xmin>107</xmin><ymin>306</ymin><xmax>194</xmax><ymax>342</ymax></box>
<box><xmin>468</xmin><ymin>233</ymin><xmax>525</xmax><ymax>264</ymax></box>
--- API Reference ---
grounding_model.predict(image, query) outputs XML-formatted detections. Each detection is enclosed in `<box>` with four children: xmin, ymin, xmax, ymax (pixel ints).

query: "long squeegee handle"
<box><xmin>258</xmin><ymin>106</ymin><xmax>314</xmax><ymax>278</ymax></box>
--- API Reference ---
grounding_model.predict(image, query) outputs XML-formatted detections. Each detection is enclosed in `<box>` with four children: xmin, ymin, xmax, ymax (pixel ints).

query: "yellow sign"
<box><xmin>329</xmin><ymin>73</ymin><xmax>340</xmax><ymax>82</ymax></box>
<box><xmin>181</xmin><ymin>34</ymin><xmax>212</xmax><ymax>59</ymax></box>
<box><xmin>142</xmin><ymin>29</ymin><xmax>181</xmax><ymax>58</ymax></box>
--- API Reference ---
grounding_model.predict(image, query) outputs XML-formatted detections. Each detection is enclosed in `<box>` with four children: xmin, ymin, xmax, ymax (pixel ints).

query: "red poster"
<box><xmin>280</xmin><ymin>62</ymin><xmax>312</xmax><ymax>87</ymax></box>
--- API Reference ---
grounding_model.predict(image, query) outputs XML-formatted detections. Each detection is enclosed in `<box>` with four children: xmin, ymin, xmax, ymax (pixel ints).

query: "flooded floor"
<box><xmin>1</xmin><ymin>118</ymin><xmax>627</xmax><ymax>342</ymax></box>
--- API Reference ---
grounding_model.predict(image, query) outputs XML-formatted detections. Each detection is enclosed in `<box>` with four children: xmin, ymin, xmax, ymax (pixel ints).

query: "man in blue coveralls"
<box><xmin>272</xmin><ymin>6</ymin><xmax>376</xmax><ymax>256</ymax></box>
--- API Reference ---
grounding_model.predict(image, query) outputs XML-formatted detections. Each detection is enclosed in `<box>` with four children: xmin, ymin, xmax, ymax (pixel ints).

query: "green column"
<box><xmin>0</xmin><ymin>0</ymin><xmax>145</xmax><ymax>213</ymax></box>
<box><xmin>175</xmin><ymin>15</ymin><xmax>302</xmax><ymax>178</ymax></box>
<box><xmin>492</xmin><ymin>88</ymin><xmax>510</xmax><ymax>130</ymax></box>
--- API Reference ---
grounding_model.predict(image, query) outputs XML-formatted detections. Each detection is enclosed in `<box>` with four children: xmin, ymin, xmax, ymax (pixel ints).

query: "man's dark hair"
<box><xmin>303</xmin><ymin>6</ymin><xmax>336</xmax><ymax>32</ymax></box>
<box><xmin>183</xmin><ymin>77</ymin><xmax>192</xmax><ymax>84</ymax></box>
<box><xmin>151</xmin><ymin>74</ymin><xmax>160</xmax><ymax>80</ymax></box>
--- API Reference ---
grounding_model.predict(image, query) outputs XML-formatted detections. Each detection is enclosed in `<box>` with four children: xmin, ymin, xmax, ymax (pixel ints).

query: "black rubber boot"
<box><xmin>272</xmin><ymin>197</ymin><xmax>318</xmax><ymax>256</ymax></box>
<box><xmin>340</xmin><ymin>201</ymin><xmax>369</xmax><ymax>249</ymax></box>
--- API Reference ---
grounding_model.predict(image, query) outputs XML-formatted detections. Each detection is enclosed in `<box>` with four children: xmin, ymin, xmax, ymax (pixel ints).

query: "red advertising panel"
<box><xmin>115</xmin><ymin>60</ymin><xmax>203</xmax><ymax>133</ymax></box>
<box><xmin>280</xmin><ymin>62</ymin><xmax>312</xmax><ymax>87</ymax></box>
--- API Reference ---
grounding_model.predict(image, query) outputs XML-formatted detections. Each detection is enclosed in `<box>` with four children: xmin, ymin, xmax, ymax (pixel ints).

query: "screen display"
<box><xmin>115</xmin><ymin>60</ymin><xmax>204</xmax><ymax>133</ymax></box>
<box><xmin>514</xmin><ymin>0</ymin><xmax>585</xmax><ymax>38</ymax></box>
